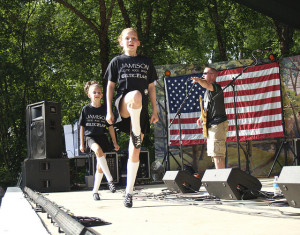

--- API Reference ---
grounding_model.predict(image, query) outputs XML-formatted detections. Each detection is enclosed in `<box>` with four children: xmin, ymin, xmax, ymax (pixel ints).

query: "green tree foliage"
<box><xmin>0</xmin><ymin>0</ymin><xmax>299</xmax><ymax>187</ymax></box>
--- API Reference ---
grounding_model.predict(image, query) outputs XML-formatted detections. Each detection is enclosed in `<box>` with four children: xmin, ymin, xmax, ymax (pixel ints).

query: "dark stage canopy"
<box><xmin>232</xmin><ymin>0</ymin><xmax>300</xmax><ymax>29</ymax></box>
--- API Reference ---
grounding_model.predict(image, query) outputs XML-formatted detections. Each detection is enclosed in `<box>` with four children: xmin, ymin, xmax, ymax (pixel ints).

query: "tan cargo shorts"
<box><xmin>207</xmin><ymin>120</ymin><xmax>228</xmax><ymax>158</ymax></box>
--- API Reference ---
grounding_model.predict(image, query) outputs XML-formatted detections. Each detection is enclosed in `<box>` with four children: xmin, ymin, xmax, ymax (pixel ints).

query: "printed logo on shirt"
<box><xmin>121</xmin><ymin>62</ymin><xmax>149</xmax><ymax>80</ymax></box>
<box><xmin>87</xmin><ymin>114</ymin><xmax>106</xmax><ymax>120</ymax></box>
<box><xmin>86</xmin><ymin>123</ymin><xmax>106</xmax><ymax>128</ymax></box>
<box><xmin>86</xmin><ymin>114</ymin><xmax>106</xmax><ymax>128</ymax></box>
<box><xmin>121</xmin><ymin>73</ymin><xmax>147</xmax><ymax>79</ymax></box>
<box><xmin>122</xmin><ymin>63</ymin><xmax>149</xmax><ymax>70</ymax></box>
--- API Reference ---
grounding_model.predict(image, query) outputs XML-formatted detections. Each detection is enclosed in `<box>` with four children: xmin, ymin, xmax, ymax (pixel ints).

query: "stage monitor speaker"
<box><xmin>163</xmin><ymin>170</ymin><xmax>202</xmax><ymax>193</ymax></box>
<box><xmin>26</xmin><ymin>101</ymin><xmax>62</xmax><ymax>159</ymax></box>
<box><xmin>202</xmin><ymin>168</ymin><xmax>262</xmax><ymax>200</ymax></box>
<box><xmin>278</xmin><ymin>166</ymin><xmax>300</xmax><ymax>208</ymax></box>
<box><xmin>22</xmin><ymin>158</ymin><xmax>70</xmax><ymax>192</ymax></box>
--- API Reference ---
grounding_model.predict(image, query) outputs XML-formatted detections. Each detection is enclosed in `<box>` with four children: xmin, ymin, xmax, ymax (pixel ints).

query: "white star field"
<box><xmin>166</xmin><ymin>75</ymin><xmax>206</xmax><ymax>113</ymax></box>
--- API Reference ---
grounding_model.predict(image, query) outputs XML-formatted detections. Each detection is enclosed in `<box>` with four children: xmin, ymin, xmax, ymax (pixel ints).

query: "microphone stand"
<box><xmin>156</xmin><ymin>79</ymin><xmax>181</xmax><ymax>171</ymax></box>
<box><xmin>169</xmin><ymin>82</ymin><xmax>196</xmax><ymax>171</ymax></box>
<box><xmin>214</xmin><ymin>71</ymin><xmax>244</xmax><ymax>171</ymax></box>
<box><xmin>212</xmin><ymin>54</ymin><xmax>258</xmax><ymax>173</ymax></box>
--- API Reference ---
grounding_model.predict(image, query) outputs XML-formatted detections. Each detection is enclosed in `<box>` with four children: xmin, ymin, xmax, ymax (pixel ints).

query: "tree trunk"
<box><xmin>117</xmin><ymin>0</ymin><xmax>131</xmax><ymax>27</ymax></box>
<box><xmin>273</xmin><ymin>20</ymin><xmax>294</xmax><ymax>57</ymax></box>
<box><xmin>207</xmin><ymin>0</ymin><xmax>227</xmax><ymax>62</ymax></box>
<box><xmin>54</xmin><ymin>0</ymin><xmax>116</xmax><ymax>102</ymax></box>
<box><xmin>98</xmin><ymin>32</ymin><xmax>109</xmax><ymax>101</ymax></box>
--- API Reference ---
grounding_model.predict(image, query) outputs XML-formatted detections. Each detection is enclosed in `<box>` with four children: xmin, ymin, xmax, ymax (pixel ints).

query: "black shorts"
<box><xmin>114</xmin><ymin>90</ymin><xmax>150</xmax><ymax>134</ymax></box>
<box><xmin>85</xmin><ymin>135</ymin><xmax>111</xmax><ymax>153</ymax></box>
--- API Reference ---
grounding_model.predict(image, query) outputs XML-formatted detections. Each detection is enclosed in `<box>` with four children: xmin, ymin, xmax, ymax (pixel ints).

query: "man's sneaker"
<box><xmin>93</xmin><ymin>193</ymin><xmax>100</xmax><ymax>201</ymax></box>
<box><xmin>131</xmin><ymin>131</ymin><xmax>141</xmax><ymax>149</ymax></box>
<box><xmin>108</xmin><ymin>181</ymin><xmax>116</xmax><ymax>193</ymax></box>
<box><xmin>124</xmin><ymin>193</ymin><xmax>133</xmax><ymax>208</ymax></box>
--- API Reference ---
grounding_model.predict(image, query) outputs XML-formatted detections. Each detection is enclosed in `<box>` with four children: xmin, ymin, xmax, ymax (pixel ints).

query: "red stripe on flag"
<box><xmin>219</xmin><ymin>71</ymin><xmax>280</xmax><ymax>85</ymax></box>
<box><xmin>227</xmin><ymin>131</ymin><xmax>284</xmax><ymax>142</ymax></box>
<box><xmin>169</xmin><ymin>117</ymin><xmax>199</xmax><ymax>124</ymax></box>
<box><xmin>225</xmin><ymin>96</ymin><xmax>281</xmax><ymax>109</ymax></box>
<box><xmin>170</xmin><ymin>128</ymin><xmax>202</xmax><ymax>135</ymax></box>
<box><xmin>224</xmin><ymin>84</ymin><xmax>281</xmax><ymax>97</ymax></box>
<box><xmin>170</xmin><ymin>139</ymin><xmax>206</xmax><ymax>145</ymax></box>
<box><xmin>226</xmin><ymin>108</ymin><xmax>282</xmax><ymax>120</ymax></box>
<box><xmin>228</xmin><ymin>120</ymin><xmax>283</xmax><ymax>131</ymax></box>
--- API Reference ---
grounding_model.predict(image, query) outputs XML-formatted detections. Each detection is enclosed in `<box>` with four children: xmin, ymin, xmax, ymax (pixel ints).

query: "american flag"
<box><xmin>165</xmin><ymin>62</ymin><xmax>284</xmax><ymax>146</ymax></box>
<box><xmin>165</xmin><ymin>73</ymin><xmax>205</xmax><ymax>145</ymax></box>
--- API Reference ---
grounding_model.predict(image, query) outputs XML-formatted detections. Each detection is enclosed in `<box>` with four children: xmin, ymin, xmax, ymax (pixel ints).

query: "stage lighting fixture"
<box><xmin>269</xmin><ymin>53</ymin><xmax>277</xmax><ymax>61</ymax></box>
<box><xmin>165</xmin><ymin>70</ymin><xmax>171</xmax><ymax>77</ymax></box>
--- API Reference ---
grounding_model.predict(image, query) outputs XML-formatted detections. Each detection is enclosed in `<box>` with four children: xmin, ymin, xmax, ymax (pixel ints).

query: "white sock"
<box><xmin>97</xmin><ymin>156</ymin><xmax>113</xmax><ymax>182</ymax></box>
<box><xmin>126</xmin><ymin>160</ymin><xmax>140</xmax><ymax>194</ymax></box>
<box><xmin>92</xmin><ymin>171</ymin><xmax>103</xmax><ymax>193</ymax></box>
<box><xmin>127</xmin><ymin>104</ymin><xmax>142</xmax><ymax>136</ymax></box>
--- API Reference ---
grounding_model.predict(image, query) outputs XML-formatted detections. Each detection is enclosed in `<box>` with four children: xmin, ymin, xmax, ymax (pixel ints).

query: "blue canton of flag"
<box><xmin>165</xmin><ymin>73</ymin><xmax>207</xmax><ymax>145</ymax></box>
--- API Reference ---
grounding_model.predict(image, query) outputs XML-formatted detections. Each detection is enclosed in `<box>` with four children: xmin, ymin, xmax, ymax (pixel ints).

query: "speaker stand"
<box><xmin>156</xmin><ymin>79</ymin><xmax>182</xmax><ymax>171</ymax></box>
<box><xmin>163</xmin><ymin>80</ymin><xmax>201</xmax><ymax>193</ymax></box>
<box><xmin>168</xmin><ymin>82</ymin><xmax>196</xmax><ymax>170</ymax></box>
<box><xmin>268</xmin><ymin>138</ymin><xmax>297</xmax><ymax>177</ymax></box>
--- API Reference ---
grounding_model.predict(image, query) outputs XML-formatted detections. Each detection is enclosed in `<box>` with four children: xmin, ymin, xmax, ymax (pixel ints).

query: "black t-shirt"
<box><xmin>79</xmin><ymin>104</ymin><xmax>109</xmax><ymax>137</ymax></box>
<box><xmin>104</xmin><ymin>54</ymin><xmax>158</xmax><ymax>106</ymax></box>
<box><xmin>205</xmin><ymin>82</ymin><xmax>227</xmax><ymax>128</ymax></box>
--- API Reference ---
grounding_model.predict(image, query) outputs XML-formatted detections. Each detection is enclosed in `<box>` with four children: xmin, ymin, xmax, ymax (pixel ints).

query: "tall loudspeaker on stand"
<box><xmin>202</xmin><ymin>168</ymin><xmax>262</xmax><ymax>200</ymax></box>
<box><xmin>26</xmin><ymin>101</ymin><xmax>62</xmax><ymax>159</ymax></box>
<box><xmin>278</xmin><ymin>166</ymin><xmax>300</xmax><ymax>208</ymax></box>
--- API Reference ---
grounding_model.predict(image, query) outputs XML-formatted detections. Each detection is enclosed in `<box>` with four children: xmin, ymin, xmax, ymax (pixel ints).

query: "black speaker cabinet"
<box><xmin>202</xmin><ymin>168</ymin><xmax>262</xmax><ymax>200</ymax></box>
<box><xmin>278</xmin><ymin>166</ymin><xmax>300</xmax><ymax>208</ymax></box>
<box><xmin>22</xmin><ymin>158</ymin><xmax>70</xmax><ymax>192</ymax></box>
<box><xmin>92</xmin><ymin>152</ymin><xmax>119</xmax><ymax>184</ymax></box>
<box><xmin>137</xmin><ymin>151</ymin><xmax>151</xmax><ymax>180</ymax></box>
<box><xmin>119</xmin><ymin>150</ymin><xmax>151</xmax><ymax>182</ymax></box>
<box><xmin>26</xmin><ymin>101</ymin><xmax>62</xmax><ymax>159</ymax></box>
<box><xmin>163</xmin><ymin>170</ymin><xmax>202</xmax><ymax>193</ymax></box>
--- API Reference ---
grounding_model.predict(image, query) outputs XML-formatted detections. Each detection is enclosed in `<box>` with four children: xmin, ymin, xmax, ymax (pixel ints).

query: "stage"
<box><xmin>1</xmin><ymin>178</ymin><xmax>300</xmax><ymax>235</ymax></box>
